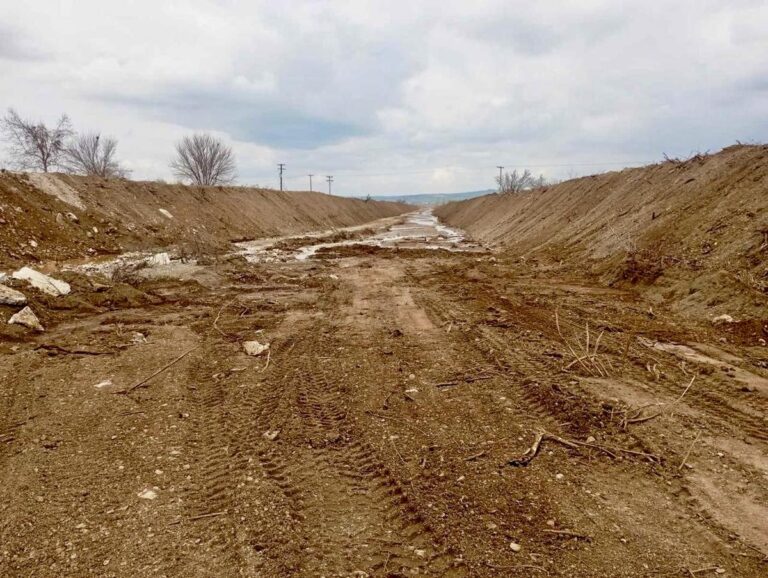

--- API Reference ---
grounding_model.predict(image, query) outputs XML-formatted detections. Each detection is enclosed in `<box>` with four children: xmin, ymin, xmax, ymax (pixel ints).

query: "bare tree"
<box><xmin>1</xmin><ymin>108</ymin><xmax>73</xmax><ymax>172</ymax></box>
<box><xmin>497</xmin><ymin>169</ymin><xmax>535</xmax><ymax>193</ymax></box>
<box><xmin>65</xmin><ymin>133</ymin><xmax>130</xmax><ymax>178</ymax></box>
<box><xmin>497</xmin><ymin>169</ymin><xmax>554</xmax><ymax>193</ymax></box>
<box><xmin>170</xmin><ymin>133</ymin><xmax>236</xmax><ymax>186</ymax></box>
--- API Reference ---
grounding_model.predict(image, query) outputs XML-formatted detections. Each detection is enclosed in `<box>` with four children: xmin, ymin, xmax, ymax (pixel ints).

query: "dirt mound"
<box><xmin>436</xmin><ymin>145</ymin><xmax>768</xmax><ymax>322</ymax></box>
<box><xmin>0</xmin><ymin>171</ymin><xmax>409</xmax><ymax>270</ymax></box>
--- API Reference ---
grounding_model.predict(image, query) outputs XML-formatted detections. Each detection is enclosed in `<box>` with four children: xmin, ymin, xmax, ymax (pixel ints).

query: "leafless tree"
<box><xmin>170</xmin><ymin>133</ymin><xmax>236</xmax><ymax>186</ymax></box>
<box><xmin>497</xmin><ymin>169</ymin><xmax>554</xmax><ymax>193</ymax></box>
<box><xmin>65</xmin><ymin>133</ymin><xmax>130</xmax><ymax>178</ymax></box>
<box><xmin>1</xmin><ymin>108</ymin><xmax>73</xmax><ymax>172</ymax></box>
<box><xmin>497</xmin><ymin>169</ymin><xmax>535</xmax><ymax>193</ymax></box>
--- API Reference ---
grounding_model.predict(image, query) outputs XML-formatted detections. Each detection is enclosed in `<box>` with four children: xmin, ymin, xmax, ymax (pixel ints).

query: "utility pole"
<box><xmin>278</xmin><ymin>163</ymin><xmax>285</xmax><ymax>191</ymax></box>
<box><xmin>308</xmin><ymin>174</ymin><xmax>314</xmax><ymax>192</ymax></box>
<box><xmin>326</xmin><ymin>175</ymin><xmax>334</xmax><ymax>195</ymax></box>
<box><xmin>497</xmin><ymin>165</ymin><xmax>504</xmax><ymax>189</ymax></box>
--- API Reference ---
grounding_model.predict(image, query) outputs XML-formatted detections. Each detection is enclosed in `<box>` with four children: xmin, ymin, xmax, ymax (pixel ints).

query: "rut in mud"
<box><xmin>0</xmin><ymin>211</ymin><xmax>767</xmax><ymax>577</ymax></box>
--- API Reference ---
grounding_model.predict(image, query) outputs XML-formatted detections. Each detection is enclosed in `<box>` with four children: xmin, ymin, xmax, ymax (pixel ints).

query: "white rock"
<box><xmin>8</xmin><ymin>306</ymin><xmax>44</xmax><ymax>331</ymax></box>
<box><xmin>262</xmin><ymin>430</ymin><xmax>280</xmax><ymax>441</ymax></box>
<box><xmin>0</xmin><ymin>284</ymin><xmax>27</xmax><ymax>306</ymax></box>
<box><xmin>712</xmin><ymin>314</ymin><xmax>735</xmax><ymax>325</ymax></box>
<box><xmin>94</xmin><ymin>379</ymin><xmax>113</xmax><ymax>389</ymax></box>
<box><xmin>158</xmin><ymin>208</ymin><xmax>174</xmax><ymax>219</ymax></box>
<box><xmin>146</xmin><ymin>252</ymin><xmax>171</xmax><ymax>267</ymax></box>
<box><xmin>12</xmin><ymin>267</ymin><xmax>71</xmax><ymax>296</ymax></box>
<box><xmin>137</xmin><ymin>488</ymin><xmax>158</xmax><ymax>500</ymax></box>
<box><xmin>243</xmin><ymin>340</ymin><xmax>270</xmax><ymax>356</ymax></box>
<box><xmin>509</xmin><ymin>542</ymin><xmax>522</xmax><ymax>552</ymax></box>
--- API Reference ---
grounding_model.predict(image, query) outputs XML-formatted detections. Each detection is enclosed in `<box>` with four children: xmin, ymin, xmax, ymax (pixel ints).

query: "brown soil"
<box><xmin>0</xmin><ymin>171</ymin><xmax>409</xmax><ymax>270</ymax></box>
<box><xmin>1</xmin><ymin>237</ymin><xmax>767</xmax><ymax>576</ymax></box>
<box><xmin>435</xmin><ymin>145</ymin><xmax>768</xmax><ymax>324</ymax></box>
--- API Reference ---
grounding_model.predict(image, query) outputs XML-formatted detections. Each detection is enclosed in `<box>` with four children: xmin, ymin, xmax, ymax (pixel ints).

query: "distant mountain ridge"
<box><xmin>366</xmin><ymin>189</ymin><xmax>494</xmax><ymax>205</ymax></box>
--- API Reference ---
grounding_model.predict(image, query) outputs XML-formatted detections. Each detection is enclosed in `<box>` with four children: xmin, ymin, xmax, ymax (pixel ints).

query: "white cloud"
<box><xmin>1</xmin><ymin>1</ymin><xmax>767</xmax><ymax>194</ymax></box>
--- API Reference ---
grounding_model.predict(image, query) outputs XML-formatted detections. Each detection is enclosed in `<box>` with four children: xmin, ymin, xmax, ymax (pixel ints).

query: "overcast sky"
<box><xmin>2</xmin><ymin>1</ymin><xmax>767</xmax><ymax>195</ymax></box>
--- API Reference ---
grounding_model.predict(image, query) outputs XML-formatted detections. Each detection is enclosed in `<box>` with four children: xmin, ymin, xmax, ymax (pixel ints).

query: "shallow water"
<box><xmin>242</xmin><ymin>208</ymin><xmax>477</xmax><ymax>263</ymax></box>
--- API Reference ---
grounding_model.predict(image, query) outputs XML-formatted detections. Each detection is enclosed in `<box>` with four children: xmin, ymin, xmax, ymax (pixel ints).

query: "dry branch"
<box><xmin>509</xmin><ymin>431</ymin><xmax>660</xmax><ymax>467</ymax></box>
<box><xmin>116</xmin><ymin>345</ymin><xmax>200</xmax><ymax>394</ymax></box>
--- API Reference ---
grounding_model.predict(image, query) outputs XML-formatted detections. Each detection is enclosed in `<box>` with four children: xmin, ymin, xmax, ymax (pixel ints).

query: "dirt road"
<box><xmin>1</xmin><ymin>211</ymin><xmax>766</xmax><ymax>577</ymax></box>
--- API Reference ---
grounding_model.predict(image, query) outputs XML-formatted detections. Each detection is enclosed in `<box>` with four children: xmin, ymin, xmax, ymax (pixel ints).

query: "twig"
<box><xmin>687</xmin><ymin>567</ymin><xmax>719</xmax><ymax>575</ymax></box>
<box><xmin>190</xmin><ymin>511</ymin><xmax>227</xmax><ymax>521</ymax></box>
<box><xmin>213</xmin><ymin>298</ymin><xmax>238</xmax><ymax>338</ymax></box>
<box><xmin>555</xmin><ymin>310</ymin><xmax>595</xmax><ymax>376</ymax></box>
<box><xmin>670</xmin><ymin>375</ymin><xmax>696</xmax><ymax>408</ymax></box>
<box><xmin>678</xmin><ymin>431</ymin><xmax>701</xmax><ymax>471</ymax></box>
<box><xmin>365</xmin><ymin>411</ymin><xmax>431</xmax><ymax>437</ymax></box>
<box><xmin>261</xmin><ymin>348</ymin><xmax>271</xmax><ymax>372</ymax></box>
<box><xmin>36</xmin><ymin>344</ymin><xmax>113</xmax><ymax>356</ymax></box>
<box><xmin>484</xmin><ymin>561</ymin><xmax>549</xmax><ymax>574</ymax></box>
<box><xmin>464</xmin><ymin>450</ymin><xmax>486</xmax><ymax>461</ymax></box>
<box><xmin>116</xmin><ymin>345</ymin><xmax>200</xmax><ymax>394</ymax></box>
<box><xmin>543</xmin><ymin>529</ymin><xmax>592</xmax><ymax>541</ymax></box>
<box><xmin>435</xmin><ymin>381</ymin><xmax>459</xmax><ymax>388</ymax></box>
<box><xmin>621</xmin><ymin>332</ymin><xmax>633</xmax><ymax>369</ymax></box>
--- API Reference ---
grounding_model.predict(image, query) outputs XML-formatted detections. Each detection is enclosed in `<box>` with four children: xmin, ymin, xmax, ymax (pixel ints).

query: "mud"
<box><xmin>1</xmin><ymin>214</ymin><xmax>767</xmax><ymax>577</ymax></box>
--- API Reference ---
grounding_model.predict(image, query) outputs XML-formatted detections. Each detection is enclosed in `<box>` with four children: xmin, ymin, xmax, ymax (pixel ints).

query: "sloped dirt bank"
<box><xmin>0</xmin><ymin>171</ymin><xmax>410</xmax><ymax>270</ymax></box>
<box><xmin>435</xmin><ymin>145</ymin><xmax>768</xmax><ymax>325</ymax></box>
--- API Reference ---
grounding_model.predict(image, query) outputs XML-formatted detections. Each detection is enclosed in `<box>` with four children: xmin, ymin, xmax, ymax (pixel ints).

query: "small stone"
<box><xmin>8</xmin><ymin>306</ymin><xmax>44</xmax><ymax>332</ymax></box>
<box><xmin>137</xmin><ymin>488</ymin><xmax>158</xmax><ymax>500</ymax></box>
<box><xmin>509</xmin><ymin>542</ymin><xmax>522</xmax><ymax>552</ymax></box>
<box><xmin>408</xmin><ymin>373</ymin><xmax>416</xmax><ymax>380</ymax></box>
<box><xmin>715</xmin><ymin>569</ymin><xmax>726</xmax><ymax>575</ymax></box>
<box><xmin>243</xmin><ymin>340</ymin><xmax>270</xmax><ymax>356</ymax></box>
<box><xmin>263</xmin><ymin>430</ymin><xmax>280</xmax><ymax>441</ymax></box>
<box><xmin>712</xmin><ymin>314</ymin><xmax>734</xmax><ymax>325</ymax></box>
<box><xmin>546</xmin><ymin>519</ymin><xmax>556</xmax><ymax>527</ymax></box>
<box><xmin>586</xmin><ymin>436</ymin><xmax>596</xmax><ymax>444</ymax></box>
<box><xmin>555</xmin><ymin>473</ymin><xmax>564</xmax><ymax>480</ymax></box>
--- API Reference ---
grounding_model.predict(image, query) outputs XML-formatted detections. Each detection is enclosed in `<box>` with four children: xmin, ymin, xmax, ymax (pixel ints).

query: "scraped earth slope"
<box><xmin>435</xmin><ymin>145</ymin><xmax>768</xmax><ymax>321</ymax></box>
<box><xmin>0</xmin><ymin>171</ymin><xmax>409</xmax><ymax>269</ymax></box>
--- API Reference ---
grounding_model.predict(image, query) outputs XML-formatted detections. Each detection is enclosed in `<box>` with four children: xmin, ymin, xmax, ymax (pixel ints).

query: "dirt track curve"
<box><xmin>1</xmin><ymin>211</ymin><xmax>766</xmax><ymax>577</ymax></box>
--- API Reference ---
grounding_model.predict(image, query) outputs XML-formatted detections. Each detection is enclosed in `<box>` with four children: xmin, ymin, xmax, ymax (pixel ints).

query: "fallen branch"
<box><xmin>116</xmin><ymin>345</ymin><xmax>200</xmax><ymax>394</ymax></box>
<box><xmin>509</xmin><ymin>431</ymin><xmax>659</xmax><ymax>467</ymax></box>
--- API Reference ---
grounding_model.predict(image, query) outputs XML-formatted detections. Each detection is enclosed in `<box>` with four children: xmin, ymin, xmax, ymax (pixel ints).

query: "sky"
<box><xmin>1</xmin><ymin>0</ymin><xmax>767</xmax><ymax>196</ymax></box>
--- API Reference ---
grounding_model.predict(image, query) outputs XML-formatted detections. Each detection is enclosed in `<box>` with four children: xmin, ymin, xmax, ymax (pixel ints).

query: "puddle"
<box><xmin>55</xmin><ymin>209</ymin><xmax>478</xmax><ymax>275</ymax></box>
<box><xmin>239</xmin><ymin>208</ymin><xmax>480</xmax><ymax>263</ymax></box>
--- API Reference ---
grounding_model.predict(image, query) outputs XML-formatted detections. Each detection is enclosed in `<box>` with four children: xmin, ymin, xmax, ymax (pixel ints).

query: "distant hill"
<box><xmin>367</xmin><ymin>189</ymin><xmax>494</xmax><ymax>205</ymax></box>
